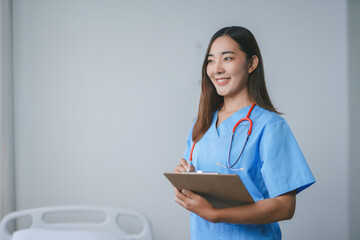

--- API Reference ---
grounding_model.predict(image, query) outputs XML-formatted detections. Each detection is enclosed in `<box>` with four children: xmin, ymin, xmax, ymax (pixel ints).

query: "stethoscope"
<box><xmin>187</xmin><ymin>103</ymin><xmax>255</xmax><ymax>172</ymax></box>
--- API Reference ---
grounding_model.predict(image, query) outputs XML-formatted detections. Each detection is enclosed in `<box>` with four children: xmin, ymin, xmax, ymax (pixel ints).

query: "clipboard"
<box><xmin>164</xmin><ymin>172</ymin><xmax>254</xmax><ymax>209</ymax></box>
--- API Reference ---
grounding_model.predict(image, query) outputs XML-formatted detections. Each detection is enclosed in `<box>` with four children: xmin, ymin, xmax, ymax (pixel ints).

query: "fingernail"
<box><xmin>182</xmin><ymin>189</ymin><xmax>188</xmax><ymax>195</ymax></box>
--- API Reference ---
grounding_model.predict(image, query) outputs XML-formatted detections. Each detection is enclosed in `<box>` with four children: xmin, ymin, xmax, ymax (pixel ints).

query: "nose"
<box><xmin>214</xmin><ymin>61</ymin><xmax>224</xmax><ymax>75</ymax></box>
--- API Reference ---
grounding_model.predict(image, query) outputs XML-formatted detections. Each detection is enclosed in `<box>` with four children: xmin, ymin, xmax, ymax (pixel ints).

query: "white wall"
<box><xmin>12</xmin><ymin>0</ymin><xmax>350</xmax><ymax>239</ymax></box>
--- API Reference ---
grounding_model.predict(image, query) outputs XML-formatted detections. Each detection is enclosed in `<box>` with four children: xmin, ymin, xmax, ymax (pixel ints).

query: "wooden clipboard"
<box><xmin>164</xmin><ymin>172</ymin><xmax>254</xmax><ymax>209</ymax></box>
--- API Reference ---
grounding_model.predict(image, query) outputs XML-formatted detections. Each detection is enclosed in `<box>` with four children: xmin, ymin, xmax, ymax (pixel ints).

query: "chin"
<box><xmin>216</xmin><ymin>89</ymin><xmax>230</xmax><ymax>97</ymax></box>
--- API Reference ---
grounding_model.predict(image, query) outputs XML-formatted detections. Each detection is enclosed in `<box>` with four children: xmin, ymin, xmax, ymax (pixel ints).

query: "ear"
<box><xmin>248</xmin><ymin>55</ymin><xmax>259</xmax><ymax>74</ymax></box>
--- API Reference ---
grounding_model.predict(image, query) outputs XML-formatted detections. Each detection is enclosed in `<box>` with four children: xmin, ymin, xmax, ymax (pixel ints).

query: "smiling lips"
<box><xmin>216</xmin><ymin>78</ymin><xmax>230</xmax><ymax>86</ymax></box>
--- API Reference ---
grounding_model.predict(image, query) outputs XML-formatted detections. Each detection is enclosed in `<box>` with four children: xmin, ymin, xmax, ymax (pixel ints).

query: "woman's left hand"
<box><xmin>174</xmin><ymin>188</ymin><xmax>218</xmax><ymax>223</ymax></box>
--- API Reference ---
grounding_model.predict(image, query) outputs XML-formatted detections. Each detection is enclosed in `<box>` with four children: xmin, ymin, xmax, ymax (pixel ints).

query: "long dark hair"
<box><xmin>192</xmin><ymin>26</ymin><xmax>279</xmax><ymax>142</ymax></box>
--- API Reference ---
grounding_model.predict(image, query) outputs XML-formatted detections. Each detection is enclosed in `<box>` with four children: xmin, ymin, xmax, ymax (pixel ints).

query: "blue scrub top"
<box><xmin>183</xmin><ymin>105</ymin><xmax>315</xmax><ymax>240</ymax></box>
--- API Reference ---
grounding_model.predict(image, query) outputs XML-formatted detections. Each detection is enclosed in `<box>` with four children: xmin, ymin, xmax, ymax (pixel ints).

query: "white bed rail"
<box><xmin>0</xmin><ymin>205</ymin><xmax>153</xmax><ymax>240</ymax></box>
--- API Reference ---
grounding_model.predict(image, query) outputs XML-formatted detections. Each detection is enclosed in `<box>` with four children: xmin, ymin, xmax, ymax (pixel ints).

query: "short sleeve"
<box><xmin>259</xmin><ymin>119</ymin><xmax>315</xmax><ymax>198</ymax></box>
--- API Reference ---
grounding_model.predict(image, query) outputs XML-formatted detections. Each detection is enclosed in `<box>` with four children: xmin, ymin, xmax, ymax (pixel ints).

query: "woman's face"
<box><xmin>206</xmin><ymin>36</ymin><xmax>251</xmax><ymax>98</ymax></box>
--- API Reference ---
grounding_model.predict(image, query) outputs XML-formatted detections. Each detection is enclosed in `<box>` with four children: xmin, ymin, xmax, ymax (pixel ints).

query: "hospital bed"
<box><xmin>0</xmin><ymin>205</ymin><xmax>153</xmax><ymax>240</ymax></box>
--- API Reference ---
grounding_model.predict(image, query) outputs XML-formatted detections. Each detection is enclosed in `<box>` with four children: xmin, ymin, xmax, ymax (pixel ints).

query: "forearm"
<box><xmin>211</xmin><ymin>191</ymin><xmax>296</xmax><ymax>224</ymax></box>
<box><xmin>174</xmin><ymin>179</ymin><xmax>296</xmax><ymax>225</ymax></box>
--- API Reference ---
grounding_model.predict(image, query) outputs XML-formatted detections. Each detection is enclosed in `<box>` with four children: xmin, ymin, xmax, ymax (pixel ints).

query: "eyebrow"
<box><xmin>208</xmin><ymin>51</ymin><xmax>236</xmax><ymax>57</ymax></box>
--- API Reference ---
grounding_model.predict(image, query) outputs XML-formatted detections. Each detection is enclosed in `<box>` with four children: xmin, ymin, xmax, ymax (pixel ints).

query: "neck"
<box><xmin>221</xmin><ymin>90</ymin><xmax>252</xmax><ymax>113</ymax></box>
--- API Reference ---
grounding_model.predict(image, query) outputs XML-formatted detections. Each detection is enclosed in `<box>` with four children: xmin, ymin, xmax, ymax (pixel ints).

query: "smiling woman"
<box><xmin>207</xmin><ymin>36</ymin><xmax>255</xmax><ymax>102</ymax></box>
<box><xmin>206</xmin><ymin>36</ymin><xmax>259</xmax><ymax>127</ymax></box>
<box><xmin>192</xmin><ymin>27</ymin><xmax>279</xmax><ymax>144</ymax></box>
<box><xmin>173</xmin><ymin>26</ymin><xmax>315</xmax><ymax>240</ymax></box>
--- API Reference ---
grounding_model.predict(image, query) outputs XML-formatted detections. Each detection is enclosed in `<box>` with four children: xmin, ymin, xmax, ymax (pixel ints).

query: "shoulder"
<box><xmin>253</xmin><ymin>105</ymin><xmax>286</xmax><ymax>127</ymax></box>
<box><xmin>253</xmin><ymin>106</ymin><xmax>297</xmax><ymax>144</ymax></box>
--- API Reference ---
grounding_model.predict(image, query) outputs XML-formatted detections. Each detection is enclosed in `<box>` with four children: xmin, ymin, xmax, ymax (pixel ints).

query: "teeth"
<box><xmin>217</xmin><ymin>79</ymin><xmax>229</xmax><ymax>83</ymax></box>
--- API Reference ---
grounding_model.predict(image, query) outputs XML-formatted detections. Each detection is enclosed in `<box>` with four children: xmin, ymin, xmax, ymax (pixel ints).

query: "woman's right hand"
<box><xmin>174</xmin><ymin>158</ymin><xmax>195</xmax><ymax>173</ymax></box>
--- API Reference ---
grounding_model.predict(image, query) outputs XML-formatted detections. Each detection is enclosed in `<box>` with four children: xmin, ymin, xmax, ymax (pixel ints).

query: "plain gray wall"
<box><xmin>12</xmin><ymin>0</ymin><xmax>352</xmax><ymax>239</ymax></box>
<box><xmin>348</xmin><ymin>0</ymin><xmax>360</xmax><ymax>239</ymax></box>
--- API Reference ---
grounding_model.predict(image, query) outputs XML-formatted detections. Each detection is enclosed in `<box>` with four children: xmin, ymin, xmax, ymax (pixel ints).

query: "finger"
<box><xmin>174</xmin><ymin>189</ymin><xmax>189</xmax><ymax>207</ymax></box>
<box><xmin>175</xmin><ymin>192</ymin><xmax>194</xmax><ymax>211</ymax></box>
<box><xmin>181</xmin><ymin>189</ymin><xmax>193</xmax><ymax>199</ymax></box>
<box><xmin>174</xmin><ymin>163</ymin><xmax>186</xmax><ymax>173</ymax></box>
<box><xmin>173</xmin><ymin>187</ymin><xmax>181</xmax><ymax>195</ymax></box>
<box><xmin>179</xmin><ymin>158</ymin><xmax>189</xmax><ymax>169</ymax></box>
<box><xmin>180</xmin><ymin>158</ymin><xmax>196</xmax><ymax>172</ymax></box>
<box><xmin>174</xmin><ymin>196</ymin><xmax>186</xmax><ymax>208</ymax></box>
<box><xmin>174</xmin><ymin>161</ymin><xmax>186</xmax><ymax>173</ymax></box>
<box><xmin>175</xmin><ymin>190</ymin><xmax>188</xmax><ymax>202</ymax></box>
<box><xmin>182</xmin><ymin>189</ymin><xmax>202</xmax><ymax>200</ymax></box>
<box><xmin>174</xmin><ymin>158</ymin><xmax>190</xmax><ymax>173</ymax></box>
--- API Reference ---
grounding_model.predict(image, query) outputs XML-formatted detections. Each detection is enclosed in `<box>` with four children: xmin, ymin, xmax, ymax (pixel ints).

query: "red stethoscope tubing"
<box><xmin>189</xmin><ymin>103</ymin><xmax>256</xmax><ymax>164</ymax></box>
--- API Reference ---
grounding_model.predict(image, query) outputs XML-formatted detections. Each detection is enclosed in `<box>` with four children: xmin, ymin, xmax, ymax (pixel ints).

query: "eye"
<box><xmin>207</xmin><ymin>59</ymin><xmax>213</xmax><ymax>63</ymax></box>
<box><xmin>224</xmin><ymin>57</ymin><xmax>232</xmax><ymax>62</ymax></box>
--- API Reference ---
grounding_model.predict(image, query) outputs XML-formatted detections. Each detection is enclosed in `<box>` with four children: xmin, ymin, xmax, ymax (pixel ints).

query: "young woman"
<box><xmin>173</xmin><ymin>26</ymin><xmax>315</xmax><ymax>239</ymax></box>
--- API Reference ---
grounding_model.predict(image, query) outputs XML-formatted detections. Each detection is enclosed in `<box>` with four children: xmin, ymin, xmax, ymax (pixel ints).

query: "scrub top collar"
<box><xmin>212</xmin><ymin>104</ymin><xmax>256</xmax><ymax>137</ymax></box>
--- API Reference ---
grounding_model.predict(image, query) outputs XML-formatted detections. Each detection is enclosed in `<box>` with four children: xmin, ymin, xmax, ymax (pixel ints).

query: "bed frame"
<box><xmin>0</xmin><ymin>205</ymin><xmax>153</xmax><ymax>240</ymax></box>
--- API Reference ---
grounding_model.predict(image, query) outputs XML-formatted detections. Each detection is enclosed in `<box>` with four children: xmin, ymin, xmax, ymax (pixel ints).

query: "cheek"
<box><xmin>206</xmin><ymin>65</ymin><xmax>211</xmax><ymax>78</ymax></box>
<box><xmin>230</xmin><ymin>64</ymin><xmax>247</xmax><ymax>78</ymax></box>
